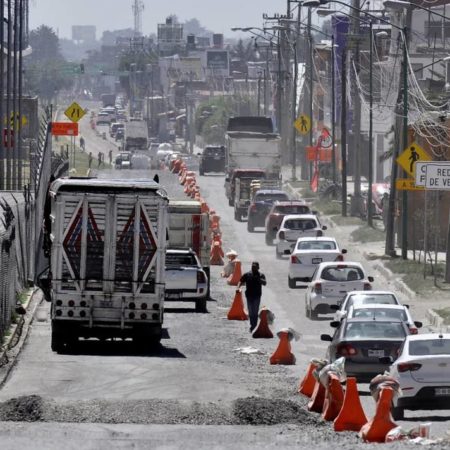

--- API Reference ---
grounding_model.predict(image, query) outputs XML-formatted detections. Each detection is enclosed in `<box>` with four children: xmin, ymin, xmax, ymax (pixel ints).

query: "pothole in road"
<box><xmin>0</xmin><ymin>395</ymin><xmax>43</xmax><ymax>422</ymax></box>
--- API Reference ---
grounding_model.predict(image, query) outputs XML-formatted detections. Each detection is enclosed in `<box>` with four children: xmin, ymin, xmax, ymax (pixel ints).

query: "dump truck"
<box><xmin>124</xmin><ymin>120</ymin><xmax>149</xmax><ymax>152</ymax></box>
<box><xmin>39</xmin><ymin>177</ymin><xmax>169</xmax><ymax>352</ymax></box>
<box><xmin>101</xmin><ymin>93</ymin><xmax>116</xmax><ymax>108</ymax></box>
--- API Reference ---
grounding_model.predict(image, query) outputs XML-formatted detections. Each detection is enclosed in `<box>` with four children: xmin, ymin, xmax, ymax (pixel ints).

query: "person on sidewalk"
<box><xmin>237</xmin><ymin>261</ymin><xmax>266</xmax><ymax>332</ymax></box>
<box><xmin>108</xmin><ymin>149</ymin><xmax>113</xmax><ymax>165</ymax></box>
<box><xmin>221</xmin><ymin>249</ymin><xmax>238</xmax><ymax>278</ymax></box>
<box><xmin>88</xmin><ymin>152</ymin><xmax>93</xmax><ymax>168</ymax></box>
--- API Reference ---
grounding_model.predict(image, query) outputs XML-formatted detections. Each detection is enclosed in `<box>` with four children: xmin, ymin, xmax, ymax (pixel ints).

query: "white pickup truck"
<box><xmin>165</xmin><ymin>249</ymin><xmax>208</xmax><ymax>312</ymax></box>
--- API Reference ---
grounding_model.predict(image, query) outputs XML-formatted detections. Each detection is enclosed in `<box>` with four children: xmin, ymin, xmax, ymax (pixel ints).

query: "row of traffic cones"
<box><xmin>298</xmin><ymin>362</ymin><xmax>398</xmax><ymax>442</ymax></box>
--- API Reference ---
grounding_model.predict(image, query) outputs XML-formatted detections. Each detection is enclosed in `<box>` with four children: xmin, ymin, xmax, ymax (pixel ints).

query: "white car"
<box><xmin>347</xmin><ymin>304</ymin><xmax>422</xmax><ymax>334</ymax></box>
<box><xmin>275</xmin><ymin>214</ymin><xmax>327</xmax><ymax>258</ymax></box>
<box><xmin>288</xmin><ymin>237</ymin><xmax>347</xmax><ymax>288</ymax></box>
<box><xmin>305</xmin><ymin>262</ymin><xmax>374</xmax><ymax>319</ymax></box>
<box><xmin>333</xmin><ymin>290</ymin><xmax>403</xmax><ymax>321</ymax></box>
<box><xmin>386</xmin><ymin>333</ymin><xmax>450</xmax><ymax>420</ymax></box>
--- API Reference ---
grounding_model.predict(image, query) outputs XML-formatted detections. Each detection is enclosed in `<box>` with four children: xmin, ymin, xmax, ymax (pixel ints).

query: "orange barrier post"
<box><xmin>360</xmin><ymin>387</ymin><xmax>397</xmax><ymax>443</ymax></box>
<box><xmin>252</xmin><ymin>307</ymin><xmax>274</xmax><ymax>338</ymax></box>
<box><xmin>322</xmin><ymin>373</ymin><xmax>345</xmax><ymax>421</ymax></box>
<box><xmin>210</xmin><ymin>242</ymin><xmax>224</xmax><ymax>265</ymax></box>
<box><xmin>200</xmin><ymin>198</ymin><xmax>209</xmax><ymax>214</ymax></box>
<box><xmin>227</xmin><ymin>290</ymin><xmax>248</xmax><ymax>320</ymax></box>
<box><xmin>334</xmin><ymin>377</ymin><xmax>367</xmax><ymax>432</ymax></box>
<box><xmin>307</xmin><ymin>379</ymin><xmax>326</xmax><ymax>413</ymax></box>
<box><xmin>298</xmin><ymin>362</ymin><xmax>318</xmax><ymax>398</ymax></box>
<box><xmin>269</xmin><ymin>329</ymin><xmax>296</xmax><ymax>365</ymax></box>
<box><xmin>227</xmin><ymin>260</ymin><xmax>242</xmax><ymax>286</ymax></box>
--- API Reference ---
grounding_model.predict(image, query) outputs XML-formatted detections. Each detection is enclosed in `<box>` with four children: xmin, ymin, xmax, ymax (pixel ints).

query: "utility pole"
<box><xmin>12</xmin><ymin>0</ymin><xmax>18</xmax><ymax>189</ymax></box>
<box><xmin>331</xmin><ymin>34</ymin><xmax>336</xmax><ymax>184</ymax></box>
<box><xmin>341</xmin><ymin>45</ymin><xmax>348</xmax><ymax>217</ymax></box>
<box><xmin>308</xmin><ymin>7</ymin><xmax>313</xmax><ymax>181</ymax></box>
<box><xmin>291</xmin><ymin>4</ymin><xmax>301</xmax><ymax>181</ymax></box>
<box><xmin>6</xmin><ymin>0</ymin><xmax>12</xmax><ymax>190</ymax></box>
<box><xmin>368</xmin><ymin>21</ymin><xmax>373</xmax><ymax>227</ymax></box>
<box><xmin>18</xmin><ymin>0</ymin><xmax>24</xmax><ymax>190</ymax></box>
<box><xmin>0</xmin><ymin>0</ymin><xmax>4</xmax><ymax>191</ymax></box>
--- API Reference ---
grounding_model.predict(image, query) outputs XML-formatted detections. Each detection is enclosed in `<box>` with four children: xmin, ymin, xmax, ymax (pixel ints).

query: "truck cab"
<box><xmin>199</xmin><ymin>146</ymin><xmax>226</xmax><ymax>175</ymax></box>
<box><xmin>225</xmin><ymin>169</ymin><xmax>266</xmax><ymax>207</ymax></box>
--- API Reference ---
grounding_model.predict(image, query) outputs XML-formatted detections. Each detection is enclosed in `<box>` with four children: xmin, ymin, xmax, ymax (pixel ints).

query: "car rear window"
<box><xmin>351</xmin><ymin>308</ymin><xmax>407</xmax><ymax>321</ymax></box>
<box><xmin>166</xmin><ymin>253</ymin><xmax>197</xmax><ymax>267</ymax></box>
<box><xmin>321</xmin><ymin>266</ymin><xmax>364</xmax><ymax>282</ymax></box>
<box><xmin>409</xmin><ymin>339</ymin><xmax>450</xmax><ymax>356</ymax></box>
<box><xmin>284</xmin><ymin>219</ymin><xmax>318</xmax><ymax>230</ymax></box>
<box><xmin>204</xmin><ymin>148</ymin><xmax>224</xmax><ymax>157</ymax></box>
<box><xmin>297</xmin><ymin>240</ymin><xmax>336</xmax><ymax>250</ymax></box>
<box><xmin>348</xmin><ymin>294</ymin><xmax>397</xmax><ymax>307</ymax></box>
<box><xmin>255</xmin><ymin>193</ymin><xmax>289</xmax><ymax>202</ymax></box>
<box><xmin>344</xmin><ymin>322</ymin><xmax>406</xmax><ymax>339</ymax></box>
<box><xmin>275</xmin><ymin>205</ymin><xmax>310</xmax><ymax>214</ymax></box>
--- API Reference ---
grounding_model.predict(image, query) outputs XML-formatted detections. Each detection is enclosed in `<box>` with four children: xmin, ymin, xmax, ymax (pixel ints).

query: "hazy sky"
<box><xmin>30</xmin><ymin>0</ymin><xmax>288</xmax><ymax>40</ymax></box>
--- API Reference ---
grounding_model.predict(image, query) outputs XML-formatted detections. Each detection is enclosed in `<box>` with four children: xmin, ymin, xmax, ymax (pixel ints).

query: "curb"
<box><xmin>426</xmin><ymin>308</ymin><xmax>449</xmax><ymax>331</ymax></box>
<box><xmin>371</xmin><ymin>260</ymin><xmax>417</xmax><ymax>299</ymax></box>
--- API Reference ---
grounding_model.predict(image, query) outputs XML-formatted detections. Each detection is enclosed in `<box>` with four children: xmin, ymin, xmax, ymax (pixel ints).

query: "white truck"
<box><xmin>40</xmin><ymin>178</ymin><xmax>169</xmax><ymax>352</ymax></box>
<box><xmin>225</xmin><ymin>116</ymin><xmax>282</xmax><ymax>176</ymax></box>
<box><xmin>124</xmin><ymin>120</ymin><xmax>149</xmax><ymax>152</ymax></box>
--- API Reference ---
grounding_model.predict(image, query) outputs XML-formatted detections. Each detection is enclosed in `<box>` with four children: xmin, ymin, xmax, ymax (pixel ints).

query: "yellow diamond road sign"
<box><xmin>396</xmin><ymin>141</ymin><xmax>431</xmax><ymax>178</ymax></box>
<box><xmin>294</xmin><ymin>114</ymin><xmax>311</xmax><ymax>135</ymax></box>
<box><xmin>4</xmin><ymin>112</ymin><xmax>28</xmax><ymax>129</ymax></box>
<box><xmin>64</xmin><ymin>102</ymin><xmax>86</xmax><ymax>123</ymax></box>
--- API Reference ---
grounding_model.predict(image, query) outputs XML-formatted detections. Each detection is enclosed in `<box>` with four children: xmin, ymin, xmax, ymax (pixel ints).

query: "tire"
<box><xmin>228</xmin><ymin>197</ymin><xmax>234</xmax><ymax>207</ymax></box>
<box><xmin>195</xmin><ymin>297</ymin><xmax>207</xmax><ymax>313</ymax></box>
<box><xmin>234</xmin><ymin>209</ymin><xmax>241</xmax><ymax>222</ymax></box>
<box><xmin>310</xmin><ymin>308</ymin><xmax>318</xmax><ymax>320</ymax></box>
<box><xmin>265</xmin><ymin>233</ymin><xmax>273</xmax><ymax>246</ymax></box>
<box><xmin>288</xmin><ymin>277</ymin><xmax>296</xmax><ymax>289</ymax></box>
<box><xmin>305</xmin><ymin>303</ymin><xmax>311</xmax><ymax>319</ymax></box>
<box><xmin>51</xmin><ymin>330</ymin><xmax>64</xmax><ymax>353</ymax></box>
<box><xmin>391</xmin><ymin>405</ymin><xmax>404</xmax><ymax>420</ymax></box>
<box><xmin>247</xmin><ymin>220</ymin><xmax>254</xmax><ymax>232</ymax></box>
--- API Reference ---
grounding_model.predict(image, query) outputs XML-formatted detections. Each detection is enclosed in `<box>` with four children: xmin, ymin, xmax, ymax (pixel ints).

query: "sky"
<box><xmin>29</xmin><ymin>0</ymin><xmax>289</xmax><ymax>40</ymax></box>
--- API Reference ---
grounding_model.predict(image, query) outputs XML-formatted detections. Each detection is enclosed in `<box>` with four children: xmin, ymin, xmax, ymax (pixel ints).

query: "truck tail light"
<box><xmin>363</xmin><ymin>282</ymin><xmax>372</xmax><ymax>290</ymax></box>
<box><xmin>398</xmin><ymin>363</ymin><xmax>422</xmax><ymax>373</ymax></box>
<box><xmin>337</xmin><ymin>343</ymin><xmax>357</xmax><ymax>357</ymax></box>
<box><xmin>279</xmin><ymin>231</ymin><xmax>285</xmax><ymax>240</ymax></box>
<box><xmin>291</xmin><ymin>255</ymin><xmax>300</xmax><ymax>264</ymax></box>
<box><xmin>313</xmin><ymin>282</ymin><xmax>322</xmax><ymax>295</ymax></box>
<box><xmin>197</xmin><ymin>271</ymin><xmax>206</xmax><ymax>284</ymax></box>
<box><xmin>335</xmin><ymin>254</ymin><xmax>344</xmax><ymax>262</ymax></box>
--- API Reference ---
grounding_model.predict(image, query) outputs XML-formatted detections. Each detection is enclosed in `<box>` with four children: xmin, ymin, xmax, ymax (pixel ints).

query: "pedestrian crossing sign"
<box><xmin>64</xmin><ymin>102</ymin><xmax>86</xmax><ymax>123</ymax></box>
<box><xmin>396</xmin><ymin>141</ymin><xmax>431</xmax><ymax>178</ymax></box>
<box><xmin>294</xmin><ymin>114</ymin><xmax>311</xmax><ymax>135</ymax></box>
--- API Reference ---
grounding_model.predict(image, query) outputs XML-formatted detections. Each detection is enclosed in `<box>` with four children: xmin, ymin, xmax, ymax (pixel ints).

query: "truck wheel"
<box><xmin>195</xmin><ymin>297</ymin><xmax>207</xmax><ymax>313</ymax></box>
<box><xmin>228</xmin><ymin>198</ymin><xmax>234</xmax><ymax>207</ymax></box>
<box><xmin>234</xmin><ymin>209</ymin><xmax>241</xmax><ymax>222</ymax></box>
<box><xmin>288</xmin><ymin>277</ymin><xmax>296</xmax><ymax>289</ymax></box>
<box><xmin>247</xmin><ymin>220</ymin><xmax>254</xmax><ymax>232</ymax></box>
<box><xmin>51</xmin><ymin>331</ymin><xmax>64</xmax><ymax>353</ymax></box>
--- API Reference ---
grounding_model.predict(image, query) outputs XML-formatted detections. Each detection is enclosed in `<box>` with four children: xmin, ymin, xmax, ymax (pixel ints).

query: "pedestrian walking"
<box><xmin>79</xmin><ymin>136</ymin><xmax>85</xmax><ymax>151</ymax></box>
<box><xmin>88</xmin><ymin>152</ymin><xmax>93</xmax><ymax>169</ymax></box>
<box><xmin>97</xmin><ymin>152</ymin><xmax>102</xmax><ymax>168</ymax></box>
<box><xmin>108</xmin><ymin>149</ymin><xmax>113</xmax><ymax>165</ymax></box>
<box><xmin>237</xmin><ymin>261</ymin><xmax>266</xmax><ymax>332</ymax></box>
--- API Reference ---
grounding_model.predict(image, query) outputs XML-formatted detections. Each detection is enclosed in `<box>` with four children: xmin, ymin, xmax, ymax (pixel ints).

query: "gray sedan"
<box><xmin>321</xmin><ymin>317</ymin><xmax>410</xmax><ymax>382</ymax></box>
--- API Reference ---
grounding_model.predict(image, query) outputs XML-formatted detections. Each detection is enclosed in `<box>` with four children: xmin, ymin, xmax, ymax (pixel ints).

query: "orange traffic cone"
<box><xmin>334</xmin><ymin>377</ymin><xmax>367</xmax><ymax>432</ymax></box>
<box><xmin>252</xmin><ymin>307</ymin><xmax>274</xmax><ymax>338</ymax></box>
<box><xmin>227</xmin><ymin>290</ymin><xmax>248</xmax><ymax>320</ymax></box>
<box><xmin>200</xmin><ymin>198</ymin><xmax>209</xmax><ymax>214</ymax></box>
<box><xmin>269</xmin><ymin>329</ymin><xmax>296</xmax><ymax>365</ymax></box>
<box><xmin>210</xmin><ymin>242</ymin><xmax>224</xmax><ymax>265</ymax></box>
<box><xmin>227</xmin><ymin>260</ymin><xmax>242</xmax><ymax>286</ymax></box>
<box><xmin>307</xmin><ymin>379</ymin><xmax>326</xmax><ymax>413</ymax></box>
<box><xmin>298</xmin><ymin>362</ymin><xmax>318</xmax><ymax>398</ymax></box>
<box><xmin>322</xmin><ymin>373</ymin><xmax>345</xmax><ymax>421</ymax></box>
<box><xmin>360</xmin><ymin>387</ymin><xmax>397</xmax><ymax>443</ymax></box>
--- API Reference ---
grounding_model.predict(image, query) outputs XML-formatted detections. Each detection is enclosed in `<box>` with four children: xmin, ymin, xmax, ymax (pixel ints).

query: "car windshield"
<box><xmin>297</xmin><ymin>240</ymin><xmax>336</xmax><ymax>250</ymax></box>
<box><xmin>119</xmin><ymin>153</ymin><xmax>131</xmax><ymax>161</ymax></box>
<box><xmin>347</xmin><ymin>294</ymin><xmax>397</xmax><ymax>308</ymax></box>
<box><xmin>351</xmin><ymin>308</ymin><xmax>407</xmax><ymax>321</ymax></box>
<box><xmin>409</xmin><ymin>339</ymin><xmax>450</xmax><ymax>356</ymax></box>
<box><xmin>166</xmin><ymin>253</ymin><xmax>197</xmax><ymax>267</ymax></box>
<box><xmin>284</xmin><ymin>219</ymin><xmax>317</xmax><ymax>230</ymax></box>
<box><xmin>344</xmin><ymin>322</ymin><xmax>406</xmax><ymax>339</ymax></box>
<box><xmin>255</xmin><ymin>193</ymin><xmax>289</xmax><ymax>202</ymax></box>
<box><xmin>274</xmin><ymin>205</ymin><xmax>310</xmax><ymax>214</ymax></box>
<box><xmin>321</xmin><ymin>266</ymin><xmax>364</xmax><ymax>282</ymax></box>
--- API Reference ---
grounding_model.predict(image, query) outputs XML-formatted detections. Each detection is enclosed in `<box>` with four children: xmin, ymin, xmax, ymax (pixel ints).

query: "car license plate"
<box><xmin>435</xmin><ymin>388</ymin><xmax>450</xmax><ymax>396</ymax></box>
<box><xmin>368</xmin><ymin>349</ymin><xmax>384</xmax><ymax>358</ymax></box>
<box><xmin>312</xmin><ymin>257</ymin><xmax>322</xmax><ymax>264</ymax></box>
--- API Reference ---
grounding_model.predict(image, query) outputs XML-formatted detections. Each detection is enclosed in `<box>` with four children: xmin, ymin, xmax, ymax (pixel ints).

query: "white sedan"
<box><xmin>275</xmin><ymin>214</ymin><xmax>327</xmax><ymax>258</ymax></box>
<box><xmin>386</xmin><ymin>333</ymin><xmax>450</xmax><ymax>420</ymax></box>
<box><xmin>305</xmin><ymin>262</ymin><xmax>374</xmax><ymax>319</ymax></box>
<box><xmin>288</xmin><ymin>237</ymin><xmax>347</xmax><ymax>288</ymax></box>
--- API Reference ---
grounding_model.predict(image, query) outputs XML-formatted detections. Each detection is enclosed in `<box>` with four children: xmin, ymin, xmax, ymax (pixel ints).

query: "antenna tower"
<box><xmin>132</xmin><ymin>0</ymin><xmax>144</xmax><ymax>36</ymax></box>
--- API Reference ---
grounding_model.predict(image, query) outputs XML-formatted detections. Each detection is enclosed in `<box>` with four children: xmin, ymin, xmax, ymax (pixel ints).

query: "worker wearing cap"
<box><xmin>237</xmin><ymin>262</ymin><xmax>267</xmax><ymax>332</ymax></box>
<box><xmin>221</xmin><ymin>249</ymin><xmax>238</xmax><ymax>278</ymax></box>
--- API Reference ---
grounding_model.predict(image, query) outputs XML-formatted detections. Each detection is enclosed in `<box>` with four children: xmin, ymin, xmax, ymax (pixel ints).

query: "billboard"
<box><xmin>206</xmin><ymin>50</ymin><xmax>229</xmax><ymax>71</ymax></box>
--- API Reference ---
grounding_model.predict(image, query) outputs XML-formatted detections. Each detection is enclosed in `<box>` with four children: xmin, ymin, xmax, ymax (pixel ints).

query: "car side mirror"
<box><xmin>322</xmin><ymin>225</ymin><xmax>327</xmax><ymax>230</ymax></box>
<box><xmin>329</xmin><ymin>304</ymin><xmax>340</xmax><ymax>311</ymax></box>
<box><xmin>330</xmin><ymin>321</ymin><xmax>340</xmax><ymax>328</ymax></box>
<box><xmin>404</xmin><ymin>304</ymin><xmax>410</xmax><ymax>309</ymax></box>
<box><xmin>414</xmin><ymin>321</ymin><xmax>423</xmax><ymax>328</ymax></box>
<box><xmin>368</xmin><ymin>276</ymin><xmax>374</xmax><ymax>282</ymax></box>
<box><xmin>320</xmin><ymin>334</ymin><xmax>333</xmax><ymax>342</ymax></box>
<box><xmin>379</xmin><ymin>356</ymin><xmax>393</xmax><ymax>364</ymax></box>
<box><xmin>341</xmin><ymin>249</ymin><xmax>347</xmax><ymax>254</ymax></box>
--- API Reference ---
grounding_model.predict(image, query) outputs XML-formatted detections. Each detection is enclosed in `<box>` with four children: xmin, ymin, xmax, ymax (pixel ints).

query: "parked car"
<box><xmin>333</xmin><ymin>290</ymin><xmax>404</xmax><ymax>321</ymax></box>
<box><xmin>164</xmin><ymin>248</ymin><xmax>208</xmax><ymax>312</ymax></box>
<box><xmin>305</xmin><ymin>262</ymin><xmax>374</xmax><ymax>319</ymax></box>
<box><xmin>264</xmin><ymin>200</ymin><xmax>312</xmax><ymax>245</ymax></box>
<box><xmin>199</xmin><ymin>146</ymin><xmax>226</xmax><ymax>175</ymax></box>
<box><xmin>288</xmin><ymin>237</ymin><xmax>346</xmax><ymax>288</ymax></box>
<box><xmin>247</xmin><ymin>189</ymin><xmax>290</xmax><ymax>232</ymax></box>
<box><xmin>275</xmin><ymin>214</ymin><xmax>327</xmax><ymax>258</ymax></box>
<box><xmin>321</xmin><ymin>317</ymin><xmax>409</xmax><ymax>382</ymax></box>
<box><xmin>347</xmin><ymin>304</ymin><xmax>422</xmax><ymax>335</ymax></box>
<box><xmin>384</xmin><ymin>333</ymin><xmax>450</xmax><ymax>420</ymax></box>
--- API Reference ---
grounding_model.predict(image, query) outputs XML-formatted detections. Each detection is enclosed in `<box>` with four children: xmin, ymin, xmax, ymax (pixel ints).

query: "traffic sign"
<box><xmin>64</xmin><ymin>102</ymin><xmax>86</xmax><ymax>123</ymax></box>
<box><xmin>395</xmin><ymin>178</ymin><xmax>425</xmax><ymax>191</ymax></box>
<box><xmin>415</xmin><ymin>161</ymin><xmax>450</xmax><ymax>190</ymax></box>
<box><xmin>51</xmin><ymin>122</ymin><xmax>79</xmax><ymax>136</ymax></box>
<box><xmin>4</xmin><ymin>112</ymin><xmax>28</xmax><ymax>129</ymax></box>
<box><xmin>306</xmin><ymin>146</ymin><xmax>332</xmax><ymax>162</ymax></box>
<box><xmin>294</xmin><ymin>114</ymin><xmax>311</xmax><ymax>135</ymax></box>
<box><xmin>396</xmin><ymin>141</ymin><xmax>431</xmax><ymax>178</ymax></box>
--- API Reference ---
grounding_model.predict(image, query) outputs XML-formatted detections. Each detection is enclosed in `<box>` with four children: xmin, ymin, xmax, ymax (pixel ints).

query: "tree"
<box><xmin>232</xmin><ymin>38</ymin><xmax>254</xmax><ymax>62</ymax></box>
